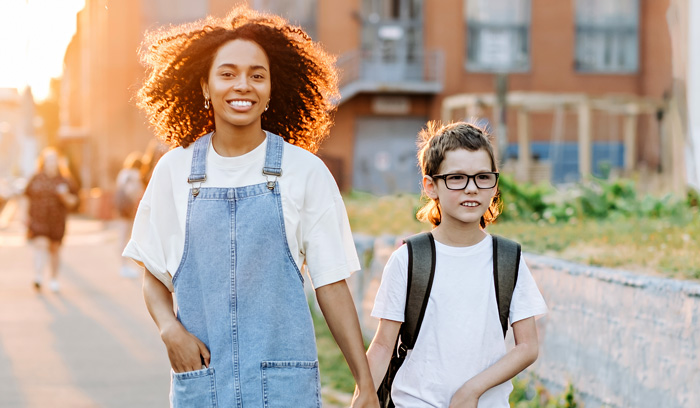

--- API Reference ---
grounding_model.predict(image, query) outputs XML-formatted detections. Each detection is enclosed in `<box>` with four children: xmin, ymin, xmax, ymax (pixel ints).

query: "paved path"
<box><xmin>0</xmin><ymin>215</ymin><xmax>349</xmax><ymax>407</ymax></box>
<box><xmin>0</xmin><ymin>216</ymin><xmax>170</xmax><ymax>407</ymax></box>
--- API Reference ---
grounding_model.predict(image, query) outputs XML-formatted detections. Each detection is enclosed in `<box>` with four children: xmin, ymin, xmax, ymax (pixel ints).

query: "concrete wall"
<box><xmin>527</xmin><ymin>254</ymin><xmax>700</xmax><ymax>408</ymax></box>
<box><xmin>350</xmin><ymin>236</ymin><xmax>700</xmax><ymax>407</ymax></box>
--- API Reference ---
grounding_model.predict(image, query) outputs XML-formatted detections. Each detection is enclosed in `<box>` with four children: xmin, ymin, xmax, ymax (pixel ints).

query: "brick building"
<box><xmin>60</xmin><ymin>0</ymin><xmax>674</xmax><ymax>195</ymax></box>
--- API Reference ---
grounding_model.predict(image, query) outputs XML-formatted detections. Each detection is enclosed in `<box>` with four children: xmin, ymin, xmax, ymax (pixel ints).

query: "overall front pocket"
<box><xmin>261</xmin><ymin>361</ymin><xmax>321</xmax><ymax>408</ymax></box>
<box><xmin>171</xmin><ymin>367</ymin><xmax>217</xmax><ymax>408</ymax></box>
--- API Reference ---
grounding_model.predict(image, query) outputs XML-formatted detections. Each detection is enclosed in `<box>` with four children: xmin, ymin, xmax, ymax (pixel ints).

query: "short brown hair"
<box><xmin>416</xmin><ymin>121</ymin><xmax>501</xmax><ymax>228</ymax></box>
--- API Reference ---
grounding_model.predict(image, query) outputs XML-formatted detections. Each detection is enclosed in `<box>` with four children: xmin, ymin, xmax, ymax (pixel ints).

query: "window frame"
<box><xmin>574</xmin><ymin>0</ymin><xmax>640</xmax><ymax>74</ymax></box>
<box><xmin>464</xmin><ymin>0</ymin><xmax>532</xmax><ymax>73</ymax></box>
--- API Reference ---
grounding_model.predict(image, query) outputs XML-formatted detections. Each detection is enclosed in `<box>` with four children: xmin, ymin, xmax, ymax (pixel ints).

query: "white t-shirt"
<box><xmin>123</xmin><ymin>135</ymin><xmax>360</xmax><ymax>292</ymax></box>
<box><xmin>371</xmin><ymin>234</ymin><xmax>547</xmax><ymax>408</ymax></box>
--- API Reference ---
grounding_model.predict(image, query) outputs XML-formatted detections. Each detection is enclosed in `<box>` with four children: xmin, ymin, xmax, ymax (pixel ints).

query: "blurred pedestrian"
<box><xmin>366</xmin><ymin>122</ymin><xmax>548</xmax><ymax>407</ymax></box>
<box><xmin>24</xmin><ymin>147</ymin><xmax>79</xmax><ymax>292</ymax></box>
<box><xmin>114</xmin><ymin>151</ymin><xmax>145</xmax><ymax>278</ymax></box>
<box><xmin>140</xmin><ymin>139</ymin><xmax>168</xmax><ymax>186</ymax></box>
<box><xmin>125</xmin><ymin>6</ymin><xmax>378</xmax><ymax>407</ymax></box>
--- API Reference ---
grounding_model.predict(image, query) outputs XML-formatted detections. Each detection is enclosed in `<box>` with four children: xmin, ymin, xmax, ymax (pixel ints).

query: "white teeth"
<box><xmin>229</xmin><ymin>100</ymin><xmax>253</xmax><ymax>107</ymax></box>
<box><xmin>461</xmin><ymin>202</ymin><xmax>479</xmax><ymax>207</ymax></box>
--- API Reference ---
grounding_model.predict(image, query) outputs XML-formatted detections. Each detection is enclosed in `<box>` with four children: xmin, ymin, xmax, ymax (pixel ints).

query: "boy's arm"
<box><xmin>143</xmin><ymin>269</ymin><xmax>210</xmax><ymax>373</ymax></box>
<box><xmin>315</xmin><ymin>280</ymin><xmax>380</xmax><ymax>408</ymax></box>
<box><xmin>366</xmin><ymin>318</ymin><xmax>402</xmax><ymax>390</ymax></box>
<box><xmin>449</xmin><ymin>317</ymin><xmax>539</xmax><ymax>408</ymax></box>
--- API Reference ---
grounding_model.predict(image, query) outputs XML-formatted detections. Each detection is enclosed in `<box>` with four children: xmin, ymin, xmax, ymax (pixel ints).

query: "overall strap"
<box><xmin>401</xmin><ymin>231</ymin><xmax>437</xmax><ymax>351</ymax></box>
<box><xmin>262</xmin><ymin>132</ymin><xmax>283</xmax><ymax>190</ymax></box>
<box><xmin>492</xmin><ymin>235</ymin><xmax>521</xmax><ymax>337</ymax></box>
<box><xmin>187</xmin><ymin>132</ymin><xmax>212</xmax><ymax>196</ymax></box>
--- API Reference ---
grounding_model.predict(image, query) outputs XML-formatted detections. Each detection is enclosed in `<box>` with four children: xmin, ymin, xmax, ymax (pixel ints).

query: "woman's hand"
<box><xmin>351</xmin><ymin>383</ymin><xmax>380</xmax><ymax>407</ymax></box>
<box><xmin>160</xmin><ymin>321</ymin><xmax>211</xmax><ymax>373</ymax></box>
<box><xmin>55</xmin><ymin>184</ymin><xmax>79</xmax><ymax>209</ymax></box>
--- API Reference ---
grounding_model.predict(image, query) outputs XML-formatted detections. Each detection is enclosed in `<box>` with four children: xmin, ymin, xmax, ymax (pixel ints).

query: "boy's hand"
<box><xmin>160</xmin><ymin>322</ymin><xmax>210</xmax><ymax>373</ymax></box>
<box><xmin>448</xmin><ymin>386</ymin><xmax>479</xmax><ymax>408</ymax></box>
<box><xmin>350</xmin><ymin>383</ymin><xmax>380</xmax><ymax>407</ymax></box>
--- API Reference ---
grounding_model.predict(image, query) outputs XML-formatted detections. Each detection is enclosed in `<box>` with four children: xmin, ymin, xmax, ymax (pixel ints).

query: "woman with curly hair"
<box><xmin>123</xmin><ymin>6</ymin><xmax>378</xmax><ymax>407</ymax></box>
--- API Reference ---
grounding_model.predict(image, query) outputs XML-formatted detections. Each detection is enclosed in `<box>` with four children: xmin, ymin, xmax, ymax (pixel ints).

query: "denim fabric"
<box><xmin>170</xmin><ymin>132</ymin><xmax>321</xmax><ymax>407</ymax></box>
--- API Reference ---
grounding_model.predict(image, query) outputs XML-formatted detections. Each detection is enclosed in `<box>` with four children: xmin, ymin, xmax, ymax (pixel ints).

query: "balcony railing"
<box><xmin>336</xmin><ymin>49</ymin><xmax>444</xmax><ymax>103</ymax></box>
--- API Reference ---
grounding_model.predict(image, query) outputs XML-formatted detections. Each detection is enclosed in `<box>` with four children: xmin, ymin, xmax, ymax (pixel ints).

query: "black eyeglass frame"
<box><xmin>431</xmin><ymin>172</ymin><xmax>500</xmax><ymax>190</ymax></box>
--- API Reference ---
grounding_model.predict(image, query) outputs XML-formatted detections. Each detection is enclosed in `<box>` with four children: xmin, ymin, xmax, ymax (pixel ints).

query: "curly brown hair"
<box><xmin>136</xmin><ymin>6</ymin><xmax>339</xmax><ymax>153</ymax></box>
<box><xmin>416</xmin><ymin>121</ymin><xmax>502</xmax><ymax>228</ymax></box>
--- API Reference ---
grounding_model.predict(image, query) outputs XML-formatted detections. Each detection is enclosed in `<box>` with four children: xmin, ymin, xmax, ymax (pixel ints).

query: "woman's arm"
<box><xmin>55</xmin><ymin>181</ymin><xmax>79</xmax><ymax>209</ymax></box>
<box><xmin>315</xmin><ymin>280</ymin><xmax>380</xmax><ymax>408</ymax></box>
<box><xmin>142</xmin><ymin>269</ymin><xmax>210</xmax><ymax>373</ymax></box>
<box><xmin>449</xmin><ymin>317</ymin><xmax>540</xmax><ymax>408</ymax></box>
<box><xmin>366</xmin><ymin>318</ymin><xmax>401</xmax><ymax>390</ymax></box>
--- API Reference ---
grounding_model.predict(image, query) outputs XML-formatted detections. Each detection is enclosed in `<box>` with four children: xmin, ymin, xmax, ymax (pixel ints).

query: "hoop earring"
<box><xmin>204</xmin><ymin>97</ymin><xmax>210</xmax><ymax>110</ymax></box>
<box><xmin>264</xmin><ymin>100</ymin><xmax>270</xmax><ymax>112</ymax></box>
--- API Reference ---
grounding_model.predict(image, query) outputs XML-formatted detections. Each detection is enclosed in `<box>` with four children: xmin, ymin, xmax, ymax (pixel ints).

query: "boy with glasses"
<box><xmin>366</xmin><ymin>121</ymin><xmax>547</xmax><ymax>407</ymax></box>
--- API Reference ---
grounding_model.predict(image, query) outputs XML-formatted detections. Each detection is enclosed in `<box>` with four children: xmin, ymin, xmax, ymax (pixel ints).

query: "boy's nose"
<box><xmin>464</xmin><ymin>177</ymin><xmax>479</xmax><ymax>191</ymax></box>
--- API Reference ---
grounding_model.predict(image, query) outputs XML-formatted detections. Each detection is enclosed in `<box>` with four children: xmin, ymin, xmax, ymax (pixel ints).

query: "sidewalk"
<box><xmin>0</xmin><ymin>216</ymin><xmax>349</xmax><ymax>407</ymax></box>
<box><xmin>0</xmin><ymin>216</ymin><xmax>171</xmax><ymax>407</ymax></box>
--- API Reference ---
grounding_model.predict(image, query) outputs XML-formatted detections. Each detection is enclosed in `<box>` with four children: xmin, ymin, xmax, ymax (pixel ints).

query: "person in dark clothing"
<box><xmin>24</xmin><ymin>147</ymin><xmax>79</xmax><ymax>292</ymax></box>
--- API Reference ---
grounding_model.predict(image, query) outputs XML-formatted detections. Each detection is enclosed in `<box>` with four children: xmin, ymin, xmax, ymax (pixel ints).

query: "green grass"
<box><xmin>344</xmin><ymin>192</ymin><xmax>700</xmax><ymax>281</ymax></box>
<box><xmin>488</xmin><ymin>217</ymin><xmax>700</xmax><ymax>280</ymax></box>
<box><xmin>510</xmin><ymin>375</ymin><xmax>580</xmax><ymax>408</ymax></box>
<box><xmin>312</xmin><ymin>307</ymin><xmax>357</xmax><ymax>394</ymax></box>
<box><xmin>344</xmin><ymin>191</ymin><xmax>428</xmax><ymax>237</ymax></box>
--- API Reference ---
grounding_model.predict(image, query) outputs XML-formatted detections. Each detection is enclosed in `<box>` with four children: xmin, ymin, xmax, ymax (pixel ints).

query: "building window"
<box><xmin>251</xmin><ymin>0</ymin><xmax>317</xmax><ymax>38</ymax></box>
<box><xmin>465</xmin><ymin>0</ymin><xmax>531</xmax><ymax>72</ymax></box>
<box><xmin>361</xmin><ymin>0</ymin><xmax>424</xmax><ymax>62</ymax></box>
<box><xmin>575</xmin><ymin>0</ymin><xmax>639</xmax><ymax>73</ymax></box>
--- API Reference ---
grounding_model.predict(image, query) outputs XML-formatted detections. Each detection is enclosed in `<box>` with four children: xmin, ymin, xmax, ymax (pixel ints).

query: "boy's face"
<box><xmin>423</xmin><ymin>148</ymin><xmax>497</xmax><ymax>228</ymax></box>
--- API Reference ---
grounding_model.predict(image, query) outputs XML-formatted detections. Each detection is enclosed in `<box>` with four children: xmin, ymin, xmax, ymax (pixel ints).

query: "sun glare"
<box><xmin>0</xmin><ymin>0</ymin><xmax>85</xmax><ymax>101</ymax></box>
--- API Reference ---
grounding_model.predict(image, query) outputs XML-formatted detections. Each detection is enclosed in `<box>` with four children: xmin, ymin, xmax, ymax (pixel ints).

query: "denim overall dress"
<box><xmin>169</xmin><ymin>132</ymin><xmax>321</xmax><ymax>407</ymax></box>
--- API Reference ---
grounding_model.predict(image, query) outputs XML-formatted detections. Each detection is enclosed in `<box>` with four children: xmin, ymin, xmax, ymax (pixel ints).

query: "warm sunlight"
<box><xmin>0</xmin><ymin>0</ymin><xmax>85</xmax><ymax>101</ymax></box>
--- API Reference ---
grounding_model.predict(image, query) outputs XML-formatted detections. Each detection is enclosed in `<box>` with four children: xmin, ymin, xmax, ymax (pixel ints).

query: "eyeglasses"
<box><xmin>431</xmin><ymin>172</ymin><xmax>499</xmax><ymax>190</ymax></box>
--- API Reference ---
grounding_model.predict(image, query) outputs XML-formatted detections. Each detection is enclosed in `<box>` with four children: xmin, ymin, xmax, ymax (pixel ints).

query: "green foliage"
<box><xmin>497</xmin><ymin>176</ymin><xmax>695</xmax><ymax>224</ymax></box>
<box><xmin>344</xmin><ymin>178</ymin><xmax>700</xmax><ymax>280</ymax></box>
<box><xmin>344</xmin><ymin>191</ymin><xmax>427</xmax><ymax>236</ymax></box>
<box><xmin>510</xmin><ymin>375</ymin><xmax>581</xmax><ymax>408</ymax></box>
<box><xmin>688</xmin><ymin>187</ymin><xmax>700</xmax><ymax>208</ymax></box>
<box><xmin>311</xmin><ymin>306</ymin><xmax>357</xmax><ymax>393</ymax></box>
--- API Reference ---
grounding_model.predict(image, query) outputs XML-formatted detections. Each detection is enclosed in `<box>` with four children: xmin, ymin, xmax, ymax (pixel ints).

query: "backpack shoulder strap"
<box><xmin>492</xmin><ymin>235</ymin><xmax>521</xmax><ymax>337</ymax></box>
<box><xmin>400</xmin><ymin>231</ymin><xmax>437</xmax><ymax>349</ymax></box>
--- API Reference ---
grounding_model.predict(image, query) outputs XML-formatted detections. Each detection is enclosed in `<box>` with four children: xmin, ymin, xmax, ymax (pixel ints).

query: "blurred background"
<box><xmin>0</xmin><ymin>1</ymin><xmax>699</xmax><ymax>407</ymax></box>
<box><xmin>1</xmin><ymin>0</ymin><xmax>698</xmax><ymax>205</ymax></box>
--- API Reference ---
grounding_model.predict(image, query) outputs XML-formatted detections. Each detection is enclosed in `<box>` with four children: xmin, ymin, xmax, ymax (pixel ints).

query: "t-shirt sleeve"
<box><xmin>122</xmin><ymin>157</ymin><xmax>180</xmax><ymax>292</ymax></box>
<box><xmin>370</xmin><ymin>245</ymin><xmax>408</xmax><ymax>322</ymax></box>
<box><xmin>509</xmin><ymin>256</ymin><xmax>548</xmax><ymax>324</ymax></box>
<box><xmin>302</xmin><ymin>162</ymin><xmax>361</xmax><ymax>289</ymax></box>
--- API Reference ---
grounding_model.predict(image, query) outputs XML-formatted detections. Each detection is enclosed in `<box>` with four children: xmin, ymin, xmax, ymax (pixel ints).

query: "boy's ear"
<box><xmin>423</xmin><ymin>175</ymin><xmax>439</xmax><ymax>200</ymax></box>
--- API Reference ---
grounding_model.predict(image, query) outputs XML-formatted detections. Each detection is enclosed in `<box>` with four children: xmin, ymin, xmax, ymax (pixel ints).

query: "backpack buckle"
<box><xmin>397</xmin><ymin>342</ymin><xmax>408</xmax><ymax>357</ymax></box>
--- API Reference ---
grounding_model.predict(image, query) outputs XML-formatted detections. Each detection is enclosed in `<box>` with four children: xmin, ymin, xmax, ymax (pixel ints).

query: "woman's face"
<box><xmin>202</xmin><ymin>39</ymin><xmax>271</xmax><ymax>130</ymax></box>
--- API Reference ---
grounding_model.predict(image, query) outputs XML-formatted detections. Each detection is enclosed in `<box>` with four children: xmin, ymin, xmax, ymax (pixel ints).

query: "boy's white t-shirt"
<box><xmin>123</xmin><ymin>134</ymin><xmax>360</xmax><ymax>291</ymax></box>
<box><xmin>371</xmin><ymin>234</ymin><xmax>547</xmax><ymax>408</ymax></box>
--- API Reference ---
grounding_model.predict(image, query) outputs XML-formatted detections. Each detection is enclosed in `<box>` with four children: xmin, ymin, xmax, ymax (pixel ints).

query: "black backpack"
<box><xmin>376</xmin><ymin>232</ymin><xmax>521</xmax><ymax>408</ymax></box>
